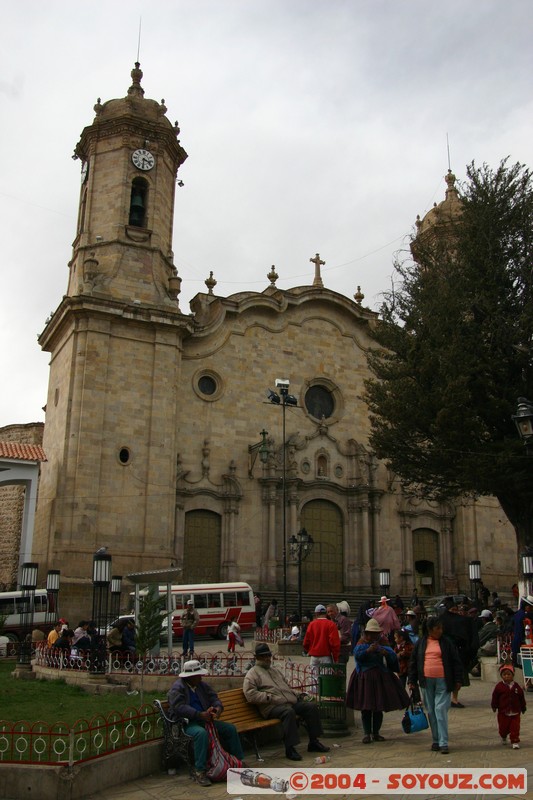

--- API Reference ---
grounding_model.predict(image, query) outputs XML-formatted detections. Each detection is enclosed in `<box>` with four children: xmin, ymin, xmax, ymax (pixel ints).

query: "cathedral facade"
<box><xmin>26</xmin><ymin>64</ymin><xmax>515</xmax><ymax>617</ymax></box>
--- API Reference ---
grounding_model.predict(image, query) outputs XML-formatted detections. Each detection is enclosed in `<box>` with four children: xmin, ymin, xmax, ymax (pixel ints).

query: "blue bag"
<box><xmin>401</xmin><ymin>701</ymin><xmax>429</xmax><ymax>734</ymax></box>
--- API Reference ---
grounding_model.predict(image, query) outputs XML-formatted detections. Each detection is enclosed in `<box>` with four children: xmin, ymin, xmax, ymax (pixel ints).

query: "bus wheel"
<box><xmin>5</xmin><ymin>633</ymin><xmax>19</xmax><ymax>643</ymax></box>
<box><xmin>216</xmin><ymin>623</ymin><xmax>229</xmax><ymax>640</ymax></box>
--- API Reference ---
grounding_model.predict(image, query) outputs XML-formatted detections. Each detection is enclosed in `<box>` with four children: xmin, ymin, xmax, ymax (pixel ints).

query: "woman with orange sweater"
<box><xmin>408</xmin><ymin>616</ymin><xmax>463</xmax><ymax>754</ymax></box>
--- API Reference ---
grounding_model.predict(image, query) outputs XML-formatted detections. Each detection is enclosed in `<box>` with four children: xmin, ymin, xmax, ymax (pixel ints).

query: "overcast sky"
<box><xmin>1</xmin><ymin>0</ymin><xmax>532</xmax><ymax>428</ymax></box>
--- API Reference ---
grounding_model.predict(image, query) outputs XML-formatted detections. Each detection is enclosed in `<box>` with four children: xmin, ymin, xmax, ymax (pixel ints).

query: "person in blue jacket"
<box><xmin>346</xmin><ymin>617</ymin><xmax>409</xmax><ymax>743</ymax></box>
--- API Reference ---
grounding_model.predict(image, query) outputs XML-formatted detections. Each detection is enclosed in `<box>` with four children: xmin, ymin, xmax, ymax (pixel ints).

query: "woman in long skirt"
<box><xmin>346</xmin><ymin>617</ymin><xmax>409</xmax><ymax>743</ymax></box>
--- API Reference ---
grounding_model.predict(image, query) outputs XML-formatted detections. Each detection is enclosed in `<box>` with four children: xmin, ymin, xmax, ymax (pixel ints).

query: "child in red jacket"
<box><xmin>491</xmin><ymin>663</ymin><xmax>526</xmax><ymax>748</ymax></box>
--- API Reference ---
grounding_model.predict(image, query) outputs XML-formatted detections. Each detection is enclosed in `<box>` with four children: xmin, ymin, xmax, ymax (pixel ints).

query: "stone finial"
<box><xmin>205</xmin><ymin>271</ymin><xmax>217</xmax><ymax>295</ymax></box>
<box><xmin>127</xmin><ymin>62</ymin><xmax>145</xmax><ymax>98</ymax></box>
<box><xmin>174</xmin><ymin>120</ymin><xmax>181</xmax><ymax>136</ymax></box>
<box><xmin>159</xmin><ymin>98</ymin><xmax>167</xmax><ymax>115</ymax></box>
<box><xmin>169</xmin><ymin>268</ymin><xmax>182</xmax><ymax>300</ymax></box>
<box><xmin>310</xmin><ymin>253</ymin><xmax>325</xmax><ymax>287</ymax></box>
<box><xmin>94</xmin><ymin>97</ymin><xmax>103</xmax><ymax>115</ymax></box>
<box><xmin>445</xmin><ymin>169</ymin><xmax>458</xmax><ymax>199</ymax></box>
<box><xmin>267</xmin><ymin>265</ymin><xmax>279</xmax><ymax>286</ymax></box>
<box><xmin>416</xmin><ymin>214</ymin><xmax>422</xmax><ymax>230</ymax></box>
<box><xmin>354</xmin><ymin>286</ymin><xmax>365</xmax><ymax>305</ymax></box>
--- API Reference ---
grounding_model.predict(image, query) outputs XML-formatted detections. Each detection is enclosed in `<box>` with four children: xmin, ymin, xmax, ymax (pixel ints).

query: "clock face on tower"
<box><xmin>132</xmin><ymin>148</ymin><xmax>155</xmax><ymax>171</ymax></box>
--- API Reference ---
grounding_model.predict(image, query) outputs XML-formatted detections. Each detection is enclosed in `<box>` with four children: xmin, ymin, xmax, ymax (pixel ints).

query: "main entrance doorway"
<box><xmin>300</xmin><ymin>500</ymin><xmax>343</xmax><ymax>594</ymax></box>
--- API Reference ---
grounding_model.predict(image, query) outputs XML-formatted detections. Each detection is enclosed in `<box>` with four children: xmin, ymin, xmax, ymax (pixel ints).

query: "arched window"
<box><xmin>129</xmin><ymin>178</ymin><xmax>148</xmax><ymax>227</ymax></box>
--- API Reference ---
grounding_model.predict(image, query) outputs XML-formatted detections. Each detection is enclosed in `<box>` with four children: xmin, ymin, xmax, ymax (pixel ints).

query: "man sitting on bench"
<box><xmin>168</xmin><ymin>660</ymin><xmax>244</xmax><ymax>787</ymax></box>
<box><xmin>243</xmin><ymin>643</ymin><xmax>330</xmax><ymax>761</ymax></box>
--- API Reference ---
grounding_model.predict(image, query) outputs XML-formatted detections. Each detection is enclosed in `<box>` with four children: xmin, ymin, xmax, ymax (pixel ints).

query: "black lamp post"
<box><xmin>267</xmin><ymin>379</ymin><xmax>298</xmax><ymax>629</ymax></box>
<box><xmin>92</xmin><ymin>552</ymin><xmax>112</xmax><ymax>633</ymax></box>
<box><xmin>512</xmin><ymin>397</ymin><xmax>533</xmax><ymax>451</ymax></box>
<box><xmin>289</xmin><ymin>527</ymin><xmax>314</xmax><ymax>623</ymax></box>
<box><xmin>18</xmin><ymin>562</ymin><xmax>39</xmax><ymax>666</ymax></box>
<box><xmin>91</xmin><ymin>552</ymin><xmax>112</xmax><ymax>673</ymax></box>
<box><xmin>379</xmin><ymin>568</ymin><xmax>391</xmax><ymax>597</ymax></box>
<box><xmin>512</xmin><ymin>398</ymin><xmax>533</xmax><ymax>594</ymax></box>
<box><xmin>469</xmin><ymin>560</ymin><xmax>482</xmax><ymax>607</ymax></box>
<box><xmin>110</xmin><ymin>575</ymin><xmax>122</xmax><ymax>622</ymax></box>
<box><xmin>522</xmin><ymin>551</ymin><xmax>533</xmax><ymax>598</ymax></box>
<box><xmin>46</xmin><ymin>569</ymin><xmax>60</xmax><ymax>626</ymax></box>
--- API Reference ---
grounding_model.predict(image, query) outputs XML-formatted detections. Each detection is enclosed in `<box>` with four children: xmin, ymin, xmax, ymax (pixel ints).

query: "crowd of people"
<box><xmin>252</xmin><ymin>588</ymin><xmax>531</xmax><ymax>758</ymax></box>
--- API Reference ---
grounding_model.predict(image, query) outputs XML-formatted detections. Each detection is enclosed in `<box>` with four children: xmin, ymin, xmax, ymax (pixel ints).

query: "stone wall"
<box><xmin>0</xmin><ymin>423</ymin><xmax>44</xmax><ymax>589</ymax></box>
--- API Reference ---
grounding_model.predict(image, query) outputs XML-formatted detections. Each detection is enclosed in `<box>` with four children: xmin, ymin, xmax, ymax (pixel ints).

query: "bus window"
<box><xmin>173</xmin><ymin>594</ymin><xmax>185</xmax><ymax>611</ymax></box>
<box><xmin>34</xmin><ymin>595</ymin><xmax>48</xmax><ymax>613</ymax></box>
<box><xmin>223</xmin><ymin>592</ymin><xmax>236</xmax><ymax>607</ymax></box>
<box><xmin>236</xmin><ymin>591</ymin><xmax>250</xmax><ymax>606</ymax></box>
<box><xmin>207</xmin><ymin>593</ymin><xmax>221</xmax><ymax>608</ymax></box>
<box><xmin>14</xmin><ymin>597</ymin><xmax>31</xmax><ymax>614</ymax></box>
<box><xmin>0</xmin><ymin>598</ymin><xmax>15</xmax><ymax>616</ymax></box>
<box><xmin>192</xmin><ymin>594</ymin><xmax>208</xmax><ymax>609</ymax></box>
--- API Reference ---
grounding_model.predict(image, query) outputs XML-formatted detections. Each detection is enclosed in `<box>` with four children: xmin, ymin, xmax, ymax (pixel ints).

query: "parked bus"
<box><xmin>155</xmin><ymin>582</ymin><xmax>255</xmax><ymax>640</ymax></box>
<box><xmin>0</xmin><ymin>589</ymin><xmax>56</xmax><ymax>642</ymax></box>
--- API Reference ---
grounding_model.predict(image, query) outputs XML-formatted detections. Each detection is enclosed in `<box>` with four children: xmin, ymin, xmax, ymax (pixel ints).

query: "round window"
<box><xmin>304</xmin><ymin>385</ymin><xmax>335</xmax><ymax>419</ymax></box>
<box><xmin>198</xmin><ymin>375</ymin><xmax>217</xmax><ymax>396</ymax></box>
<box><xmin>118</xmin><ymin>447</ymin><xmax>131</xmax><ymax>465</ymax></box>
<box><xmin>193</xmin><ymin>369</ymin><xmax>224</xmax><ymax>402</ymax></box>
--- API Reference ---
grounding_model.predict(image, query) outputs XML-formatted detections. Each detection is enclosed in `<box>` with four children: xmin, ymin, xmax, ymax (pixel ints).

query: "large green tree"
<box><xmin>364</xmin><ymin>159</ymin><xmax>533</xmax><ymax>561</ymax></box>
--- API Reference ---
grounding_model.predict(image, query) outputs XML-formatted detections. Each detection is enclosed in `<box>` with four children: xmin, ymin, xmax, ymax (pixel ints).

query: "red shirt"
<box><xmin>303</xmin><ymin>617</ymin><xmax>340</xmax><ymax>661</ymax></box>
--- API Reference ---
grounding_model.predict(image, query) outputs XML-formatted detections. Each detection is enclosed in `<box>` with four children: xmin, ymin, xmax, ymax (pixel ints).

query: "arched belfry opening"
<box><xmin>129</xmin><ymin>177</ymin><xmax>148</xmax><ymax>227</ymax></box>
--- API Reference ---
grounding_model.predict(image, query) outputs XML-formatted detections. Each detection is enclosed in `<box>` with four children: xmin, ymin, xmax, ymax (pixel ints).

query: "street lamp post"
<box><xmin>469</xmin><ymin>560</ymin><xmax>482</xmax><ymax>607</ymax></box>
<box><xmin>18</xmin><ymin>562</ymin><xmax>39</xmax><ymax>666</ymax></box>
<box><xmin>513</xmin><ymin>398</ymin><xmax>533</xmax><ymax>596</ymax></box>
<box><xmin>267</xmin><ymin>379</ymin><xmax>298</xmax><ymax>629</ymax></box>
<box><xmin>110</xmin><ymin>575</ymin><xmax>122</xmax><ymax>622</ymax></box>
<box><xmin>92</xmin><ymin>552</ymin><xmax>112</xmax><ymax>672</ymax></box>
<box><xmin>46</xmin><ymin>569</ymin><xmax>60</xmax><ymax>626</ymax></box>
<box><xmin>379</xmin><ymin>568</ymin><xmax>391</xmax><ymax>597</ymax></box>
<box><xmin>289</xmin><ymin>528</ymin><xmax>314</xmax><ymax>623</ymax></box>
<box><xmin>522</xmin><ymin>551</ymin><xmax>533</xmax><ymax>598</ymax></box>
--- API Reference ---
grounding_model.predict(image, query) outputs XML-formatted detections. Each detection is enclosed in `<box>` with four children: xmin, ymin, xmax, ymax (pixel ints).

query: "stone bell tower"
<box><xmin>69</xmin><ymin>62</ymin><xmax>187</xmax><ymax>304</ymax></box>
<box><xmin>33</xmin><ymin>64</ymin><xmax>192</xmax><ymax>612</ymax></box>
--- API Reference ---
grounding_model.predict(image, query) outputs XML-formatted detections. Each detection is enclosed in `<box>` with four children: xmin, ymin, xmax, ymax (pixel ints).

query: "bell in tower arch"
<box><xmin>129</xmin><ymin>179</ymin><xmax>147</xmax><ymax>227</ymax></box>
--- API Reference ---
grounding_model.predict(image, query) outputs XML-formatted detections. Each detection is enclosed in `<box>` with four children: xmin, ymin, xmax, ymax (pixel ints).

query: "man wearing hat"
<box><xmin>168</xmin><ymin>660</ymin><xmax>244</xmax><ymax>786</ymax></box>
<box><xmin>372</xmin><ymin>596</ymin><xmax>400</xmax><ymax>638</ymax></box>
<box><xmin>303</xmin><ymin>604</ymin><xmax>340</xmax><ymax>665</ymax></box>
<box><xmin>243</xmin><ymin>643</ymin><xmax>330</xmax><ymax>761</ymax></box>
<box><xmin>181</xmin><ymin>599</ymin><xmax>200</xmax><ymax>659</ymax></box>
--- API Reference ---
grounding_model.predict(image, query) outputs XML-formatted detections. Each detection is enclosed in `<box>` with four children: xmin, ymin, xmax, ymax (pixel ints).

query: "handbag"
<box><xmin>205</xmin><ymin>720</ymin><xmax>242</xmax><ymax>781</ymax></box>
<box><xmin>401</xmin><ymin>699</ymin><xmax>429</xmax><ymax>734</ymax></box>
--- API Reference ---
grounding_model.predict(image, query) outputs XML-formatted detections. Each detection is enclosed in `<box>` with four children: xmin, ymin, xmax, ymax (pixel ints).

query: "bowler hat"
<box><xmin>254</xmin><ymin>643</ymin><xmax>273</xmax><ymax>658</ymax></box>
<box><xmin>365</xmin><ymin>618</ymin><xmax>383</xmax><ymax>633</ymax></box>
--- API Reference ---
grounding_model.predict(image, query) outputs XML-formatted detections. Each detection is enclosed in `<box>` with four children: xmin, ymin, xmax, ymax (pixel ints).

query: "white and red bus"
<box><xmin>0</xmin><ymin>589</ymin><xmax>56</xmax><ymax>641</ymax></box>
<box><xmin>162</xmin><ymin>582</ymin><xmax>255</xmax><ymax>640</ymax></box>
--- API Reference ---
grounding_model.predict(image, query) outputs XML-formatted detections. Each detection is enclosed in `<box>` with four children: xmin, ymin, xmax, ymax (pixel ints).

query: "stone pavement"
<box><xmin>84</xmin><ymin>675</ymin><xmax>532</xmax><ymax>800</ymax></box>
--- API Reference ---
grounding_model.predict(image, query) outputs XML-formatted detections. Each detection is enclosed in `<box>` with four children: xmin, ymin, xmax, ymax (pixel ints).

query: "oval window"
<box><xmin>304</xmin><ymin>385</ymin><xmax>335</xmax><ymax>419</ymax></box>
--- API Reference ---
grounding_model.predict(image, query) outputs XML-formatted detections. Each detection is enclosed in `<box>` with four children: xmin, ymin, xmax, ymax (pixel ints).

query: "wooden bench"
<box><xmin>154</xmin><ymin>688</ymin><xmax>281</xmax><ymax>771</ymax></box>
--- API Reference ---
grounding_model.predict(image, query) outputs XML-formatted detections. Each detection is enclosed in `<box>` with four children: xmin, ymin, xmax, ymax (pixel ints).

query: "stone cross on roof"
<box><xmin>310</xmin><ymin>253</ymin><xmax>325</xmax><ymax>287</ymax></box>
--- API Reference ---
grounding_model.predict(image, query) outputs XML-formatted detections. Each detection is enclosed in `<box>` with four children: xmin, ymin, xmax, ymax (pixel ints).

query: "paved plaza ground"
<box><xmin>82</xmin><ymin>645</ymin><xmax>531</xmax><ymax>800</ymax></box>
